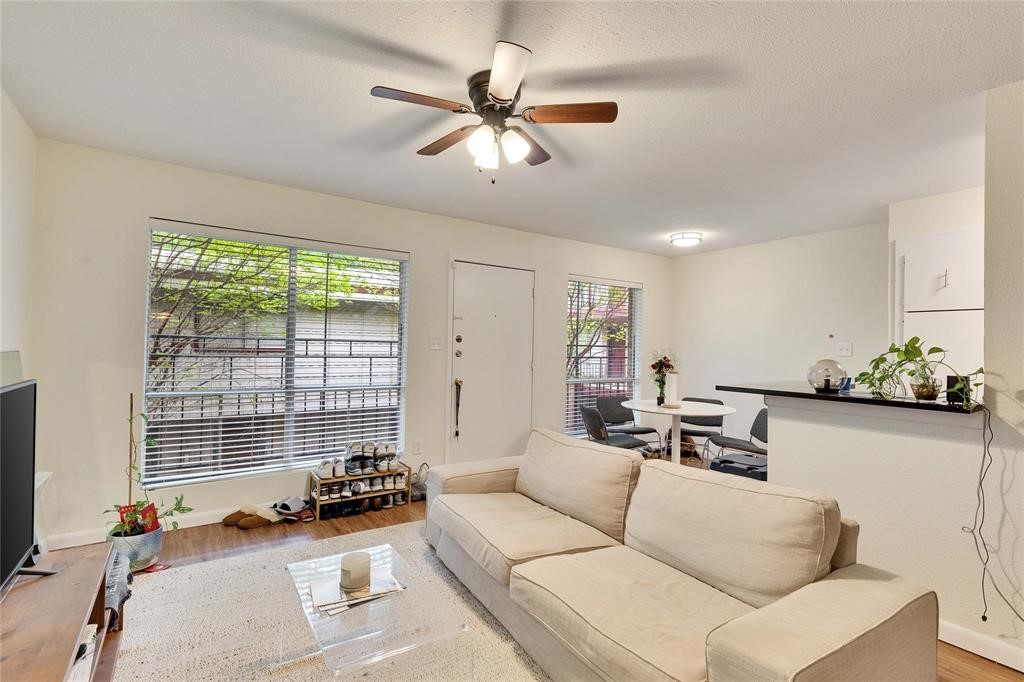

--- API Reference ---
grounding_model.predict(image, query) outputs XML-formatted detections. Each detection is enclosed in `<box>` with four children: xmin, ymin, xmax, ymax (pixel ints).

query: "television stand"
<box><xmin>17</xmin><ymin>566</ymin><xmax>58</xmax><ymax>577</ymax></box>
<box><xmin>0</xmin><ymin>543</ymin><xmax>123</xmax><ymax>680</ymax></box>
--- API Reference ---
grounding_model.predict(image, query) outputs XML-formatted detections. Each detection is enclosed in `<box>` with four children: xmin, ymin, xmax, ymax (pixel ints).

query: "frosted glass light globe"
<box><xmin>807</xmin><ymin>359</ymin><xmax>848</xmax><ymax>393</ymax></box>
<box><xmin>467</xmin><ymin>125</ymin><xmax>495</xmax><ymax>158</ymax></box>
<box><xmin>500</xmin><ymin>128</ymin><xmax>530</xmax><ymax>164</ymax></box>
<box><xmin>474</xmin><ymin>139</ymin><xmax>500</xmax><ymax>169</ymax></box>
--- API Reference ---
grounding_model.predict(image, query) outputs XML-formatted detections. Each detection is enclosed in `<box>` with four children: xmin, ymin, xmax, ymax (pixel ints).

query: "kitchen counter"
<box><xmin>716</xmin><ymin>380</ymin><xmax>981</xmax><ymax>414</ymax></box>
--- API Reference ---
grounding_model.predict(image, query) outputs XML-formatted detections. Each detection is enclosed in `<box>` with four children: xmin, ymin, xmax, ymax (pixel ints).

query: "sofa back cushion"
<box><xmin>625</xmin><ymin>461</ymin><xmax>841</xmax><ymax>607</ymax></box>
<box><xmin>515</xmin><ymin>429</ymin><xmax>643</xmax><ymax>542</ymax></box>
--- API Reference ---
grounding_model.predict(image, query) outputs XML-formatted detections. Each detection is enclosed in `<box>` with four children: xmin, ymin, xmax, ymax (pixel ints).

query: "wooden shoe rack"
<box><xmin>307</xmin><ymin>463</ymin><xmax>413</xmax><ymax>520</ymax></box>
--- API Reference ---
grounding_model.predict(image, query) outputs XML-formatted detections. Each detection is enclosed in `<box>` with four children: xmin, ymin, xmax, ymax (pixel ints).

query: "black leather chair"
<box><xmin>676</xmin><ymin>396</ymin><xmax>725</xmax><ymax>459</ymax></box>
<box><xmin>596</xmin><ymin>396</ymin><xmax>661</xmax><ymax>448</ymax></box>
<box><xmin>708</xmin><ymin>407</ymin><xmax>768</xmax><ymax>456</ymax></box>
<box><xmin>580</xmin><ymin>406</ymin><xmax>647</xmax><ymax>450</ymax></box>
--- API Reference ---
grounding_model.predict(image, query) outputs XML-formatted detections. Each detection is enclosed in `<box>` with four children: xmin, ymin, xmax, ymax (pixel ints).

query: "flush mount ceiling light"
<box><xmin>670</xmin><ymin>232</ymin><xmax>703</xmax><ymax>248</ymax></box>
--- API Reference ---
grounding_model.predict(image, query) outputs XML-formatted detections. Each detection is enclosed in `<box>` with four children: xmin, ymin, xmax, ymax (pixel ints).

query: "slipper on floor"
<box><xmin>237</xmin><ymin>514</ymin><xmax>272</xmax><ymax>529</ymax></box>
<box><xmin>270</xmin><ymin>495</ymin><xmax>308</xmax><ymax>515</ymax></box>
<box><xmin>222</xmin><ymin>510</ymin><xmax>247</xmax><ymax>526</ymax></box>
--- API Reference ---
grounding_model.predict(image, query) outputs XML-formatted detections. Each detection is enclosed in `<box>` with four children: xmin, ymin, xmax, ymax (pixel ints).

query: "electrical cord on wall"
<box><xmin>961</xmin><ymin>405</ymin><xmax>1024</xmax><ymax>623</ymax></box>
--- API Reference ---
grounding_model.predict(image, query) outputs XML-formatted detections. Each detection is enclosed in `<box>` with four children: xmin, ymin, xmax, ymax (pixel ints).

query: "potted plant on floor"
<box><xmin>105</xmin><ymin>393</ymin><xmax>192</xmax><ymax>571</ymax></box>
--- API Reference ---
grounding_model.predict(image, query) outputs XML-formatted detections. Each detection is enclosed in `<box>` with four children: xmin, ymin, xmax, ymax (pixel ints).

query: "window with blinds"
<box><xmin>143</xmin><ymin>229</ymin><xmax>407</xmax><ymax>487</ymax></box>
<box><xmin>564</xmin><ymin>279</ymin><xmax>642</xmax><ymax>435</ymax></box>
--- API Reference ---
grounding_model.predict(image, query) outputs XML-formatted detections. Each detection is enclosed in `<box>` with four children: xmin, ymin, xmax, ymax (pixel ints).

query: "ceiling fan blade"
<box><xmin>521</xmin><ymin>102</ymin><xmax>618</xmax><ymax>124</ymax></box>
<box><xmin>371</xmin><ymin>86</ymin><xmax>470</xmax><ymax>113</ymax></box>
<box><xmin>417</xmin><ymin>126</ymin><xmax>479</xmax><ymax>156</ymax></box>
<box><xmin>507</xmin><ymin>126</ymin><xmax>551</xmax><ymax>166</ymax></box>
<box><xmin>487</xmin><ymin>41</ymin><xmax>532</xmax><ymax>106</ymax></box>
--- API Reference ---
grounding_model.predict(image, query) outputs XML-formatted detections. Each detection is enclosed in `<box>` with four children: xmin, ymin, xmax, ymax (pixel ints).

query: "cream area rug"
<box><xmin>114</xmin><ymin>521</ymin><xmax>548</xmax><ymax>681</ymax></box>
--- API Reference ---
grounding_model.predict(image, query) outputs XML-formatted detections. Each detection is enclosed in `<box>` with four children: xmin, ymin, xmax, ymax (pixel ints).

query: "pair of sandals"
<box><xmin>222</xmin><ymin>497</ymin><xmax>311</xmax><ymax>529</ymax></box>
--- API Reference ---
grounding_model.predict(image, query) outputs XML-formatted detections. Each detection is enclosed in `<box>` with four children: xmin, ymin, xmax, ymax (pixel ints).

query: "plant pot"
<box><xmin>656</xmin><ymin>394</ymin><xmax>665</xmax><ymax>406</ymax></box>
<box><xmin>910</xmin><ymin>379</ymin><xmax>941</xmax><ymax>401</ymax></box>
<box><xmin>107</xmin><ymin>524</ymin><xmax>163</xmax><ymax>571</ymax></box>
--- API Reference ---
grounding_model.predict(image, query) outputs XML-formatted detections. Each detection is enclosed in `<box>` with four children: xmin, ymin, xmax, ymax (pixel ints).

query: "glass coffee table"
<box><xmin>285</xmin><ymin>543</ymin><xmax>467</xmax><ymax>676</ymax></box>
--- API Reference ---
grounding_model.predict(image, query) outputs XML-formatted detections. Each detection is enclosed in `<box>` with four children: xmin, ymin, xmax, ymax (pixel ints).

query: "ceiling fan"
<box><xmin>370</xmin><ymin>41</ymin><xmax>618</xmax><ymax>173</ymax></box>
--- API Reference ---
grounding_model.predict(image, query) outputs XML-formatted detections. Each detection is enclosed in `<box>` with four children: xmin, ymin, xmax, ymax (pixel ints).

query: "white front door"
<box><xmin>449</xmin><ymin>261</ymin><xmax>534</xmax><ymax>463</ymax></box>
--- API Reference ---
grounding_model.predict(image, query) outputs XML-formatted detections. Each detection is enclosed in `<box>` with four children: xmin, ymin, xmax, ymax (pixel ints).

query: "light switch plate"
<box><xmin>429</xmin><ymin>337</ymin><xmax>443</xmax><ymax>351</ymax></box>
<box><xmin>837</xmin><ymin>341</ymin><xmax>853</xmax><ymax>357</ymax></box>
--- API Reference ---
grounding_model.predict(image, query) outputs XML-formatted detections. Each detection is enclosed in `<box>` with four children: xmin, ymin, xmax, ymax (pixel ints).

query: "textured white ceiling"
<box><xmin>3</xmin><ymin>2</ymin><xmax>1022</xmax><ymax>255</ymax></box>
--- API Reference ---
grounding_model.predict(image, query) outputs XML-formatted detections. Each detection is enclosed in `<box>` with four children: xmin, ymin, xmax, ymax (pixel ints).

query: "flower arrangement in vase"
<box><xmin>650</xmin><ymin>353</ymin><xmax>676</xmax><ymax>406</ymax></box>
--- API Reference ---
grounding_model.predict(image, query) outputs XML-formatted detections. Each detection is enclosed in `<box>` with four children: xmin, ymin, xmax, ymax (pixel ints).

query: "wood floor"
<box><xmin>158</xmin><ymin>499</ymin><xmax>1021</xmax><ymax>682</ymax></box>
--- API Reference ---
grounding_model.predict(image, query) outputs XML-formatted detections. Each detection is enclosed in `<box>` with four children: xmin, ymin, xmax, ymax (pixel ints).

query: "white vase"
<box><xmin>665</xmin><ymin>372</ymin><xmax>678</xmax><ymax>402</ymax></box>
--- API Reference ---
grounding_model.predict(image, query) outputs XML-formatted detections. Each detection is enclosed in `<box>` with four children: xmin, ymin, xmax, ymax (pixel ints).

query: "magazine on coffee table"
<box><xmin>310</xmin><ymin>566</ymin><xmax>405</xmax><ymax>614</ymax></box>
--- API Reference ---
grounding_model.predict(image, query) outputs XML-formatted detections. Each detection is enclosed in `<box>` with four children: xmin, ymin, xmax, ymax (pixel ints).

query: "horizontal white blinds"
<box><xmin>564</xmin><ymin>279</ymin><xmax>642</xmax><ymax>435</ymax></box>
<box><xmin>143</xmin><ymin>230</ymin><xmax>407</xmax><ymax>487</ymax></box>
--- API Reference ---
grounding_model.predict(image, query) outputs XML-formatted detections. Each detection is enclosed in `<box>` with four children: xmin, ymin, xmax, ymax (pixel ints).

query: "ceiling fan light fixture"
<box><xmin>670</xmin><ymin>232</ymin><xmax>703</xmax><ymax>248</ymax></box>
<box><xmin>500</xmin><ymin>128</ymin><xmax>530</xmax><ymax>164</ymax></box>
<box><xmin>474</xmin><ymin>139</ymin><xmax>500</xmax><ymax>170</ymax></box>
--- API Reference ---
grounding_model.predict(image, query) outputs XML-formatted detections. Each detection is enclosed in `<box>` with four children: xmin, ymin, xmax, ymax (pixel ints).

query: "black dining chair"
<box><xmin>708</xmin><ymin>407</ymin><xmax>768</xmax><ymax>457</ymax></box>
<box><xmin>580</xmin><ymin>406</ymin><xmax>647</xmax><ymax>450</ymax></box>
<box><xmin>596</xmin><ymin>396</ymin><xmax>661</xmax><ymax>449</ymax></box>
<box><xmin>675</xmin><ymin>396</ymin><xmax>725</xmax><ymax>459</ymax></box>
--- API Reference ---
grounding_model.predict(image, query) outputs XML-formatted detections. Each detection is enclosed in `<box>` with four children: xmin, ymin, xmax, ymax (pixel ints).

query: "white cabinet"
<box><xmin>901</xmin><ymin>229</ymin><xmax>984</xmax><ymax>311</ymax></box>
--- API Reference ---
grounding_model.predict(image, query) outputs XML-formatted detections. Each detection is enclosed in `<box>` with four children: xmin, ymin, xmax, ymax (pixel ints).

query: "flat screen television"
<box><xmin>1</xmin><ymin>380</ymin><xmax>37</xmax><ymax>592</ymax></box>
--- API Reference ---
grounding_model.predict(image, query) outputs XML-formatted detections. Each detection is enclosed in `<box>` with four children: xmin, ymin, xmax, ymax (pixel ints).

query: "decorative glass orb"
<box><xmin>807</xmin><ymin>359</ymin><xmax>848</xmax><ymax>393</ymax></box>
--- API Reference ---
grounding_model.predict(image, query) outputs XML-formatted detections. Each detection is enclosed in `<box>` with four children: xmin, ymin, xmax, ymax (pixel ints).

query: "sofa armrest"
<box><xmin>425</xmin><ymin>456</ymin><xmax>523</xmax><ymax>507</ymax></box>
<box><xmin>706</xmin><ymin>564</ymin><xmax>937</xmax><ymax>681</ymax></box>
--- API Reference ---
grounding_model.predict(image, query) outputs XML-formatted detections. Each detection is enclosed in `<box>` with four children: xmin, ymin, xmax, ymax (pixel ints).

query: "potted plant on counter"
<box><xmin>650</xmin><ymin>353</ymin><xmax>675</xmax><ymax>406</ymax></box>
<box><xmin>105</xmin><ymin>393</ymin><xmax>192</xmax><ymax>571</ymax></box>
<box><xmin>855</xmin><ymin>337</ymin><xmax>983</xmax><ymax>408</ymax></box>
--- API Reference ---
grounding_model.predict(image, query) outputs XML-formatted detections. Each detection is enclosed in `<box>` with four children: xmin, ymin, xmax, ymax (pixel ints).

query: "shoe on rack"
<box><xmin>393</xmin><ymin>491</ymin><xmax>406</xmax><ymax>505</ymax></box>
<box><xmin>386</xmin><ymin>443</ymin><xmax>397</xmax><ymax>456</ymax></box>
<box><xmin>333</xmin><ymin>457</ymin><xmax>346</xmax><ymax>478</ymax></box>
<box><xmin>375</xmin><ymin>458</ymin><xmax>388</xmax><ymax>473</ymax></box>
<box><xmin>370</xmin><ymin>477</ymin><xmax>384</xmax><ymax>492</ymax></box>
<box><xmin>346</xmin><ymin>458</ymin><xmax>362</xmax><ymax>476</ymax></box>
<box><xmin>351</xmin><ymin>480</ymin><xmax>368</xmax><ymax>495</ymax></box>
<box><xmin>362</xmin><ymin>442</ymin><xmax>376</xmax><ymax>457</ymax></box>
<box><xmin>361</xmin><ymin>457</ymin><xmax>376</xmax><ymax>475</ymax></box>
<box><xmin>382</xmin><ymin>475</ymin><xmax>394</xmax><ymax>490</ymax></box>
<box><xmin>394</xmin><ymin>472</ymin><xmax>407</xmax><ymax>489</ymax></box>
<box><xmin>350</xmin><ymin>441</ymin><xmax>362</xmax><ymax>457</ymax></box>
<box><xmin>387</xmin><ymin>455</ymin><xmax>398</xmax><ymax>472</ymax></box>
<box><xmin>315</xmin><ymin>459</ymin><xmax>334</xmax><ymax>478</ymax></box>
<box><xmin>340</xmin><ymin>481</ymin><xmax>352</xmax><ymax>498</ymax></box>
<box><xmin>329</xmin><ymin>483</ymin><xmax>342</xmax><ymax>500</ymax></box>
<box><xmin>371</xmin><ymin>497</ymin><xmax>383</xmax><ymax>512</ymax></box>
<box><xmin>382</xmin><ymin>494</ymin><xmax>393</xmax><ymax>509</ymax></box>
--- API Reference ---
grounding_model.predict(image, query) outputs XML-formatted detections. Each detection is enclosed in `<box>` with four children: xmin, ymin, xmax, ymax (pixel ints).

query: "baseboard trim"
<box><xmin>939</xmin><ymin>619</ymin><xmax>1024</xmax><ymax>671</ymax></box>
<box><xmin>45</xmin><ymin>502</ymin><xmax>269</xmax><ymax>551</ymax></box>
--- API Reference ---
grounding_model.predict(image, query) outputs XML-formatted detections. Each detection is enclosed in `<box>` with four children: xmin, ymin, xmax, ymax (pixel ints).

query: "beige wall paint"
<box><xmin>888</xmin><ymin>186</ymin><xmax>984</xmax><ymax>241</ymax></box>
<box><xmin>980</xmin><ymin>80</ymin><xmax>1024</xmax><ymax>659</ymax></box>
<box><xmin>670</xmin><ymin>223</ymin><xmax>891</xmax><ymax>435</ymax></box>
<box><xmin>32</xmin><ymin>140</ymin><xmax>675</xmax><ymax>544</ymax></box>
<box><xmin>1</xmin><ymin>89</ymin><xmax>37</xmax><ymax>367</ymax></box>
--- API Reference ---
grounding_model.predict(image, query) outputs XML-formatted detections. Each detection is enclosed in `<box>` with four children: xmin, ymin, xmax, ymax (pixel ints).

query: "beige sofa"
<box><xmin>426</xmin><ymin>428</ymin><xmax>938</xmax><ymax>681</ymax></box>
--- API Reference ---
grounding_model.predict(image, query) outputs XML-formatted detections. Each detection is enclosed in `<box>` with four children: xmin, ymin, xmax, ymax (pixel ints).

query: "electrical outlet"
<box><xmin>413</xmin><ymin>439</ymin><xmax>423</xmax><ymax>454</ymax></box>
<box><xmin>429</xmin><ymin>337</ymin><xmax>443</xmax><ymax>351</ymax></box>
<box><xmin>837</xmin><ymin>341</ymin><xmax>853</xmax><ymax>357</ymax></box>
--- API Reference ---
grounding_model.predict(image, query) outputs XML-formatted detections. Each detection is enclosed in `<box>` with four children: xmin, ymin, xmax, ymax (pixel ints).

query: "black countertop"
<box><xmin>716</xmin><ymin>381</ymin><xmax>982</xmax><ymax>414</ymax></box>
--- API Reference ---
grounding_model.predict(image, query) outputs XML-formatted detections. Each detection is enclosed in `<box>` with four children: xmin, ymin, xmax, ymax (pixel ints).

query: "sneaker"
<box><xmin>362</xmin><ymin>442</ymin><xmax>376</xmax><ymax>457</ymax></box>
<box><xmin>333</xmin><ymin>457</ymin><xmax>346</xmax><ymax>478</ymax></box>
<box><xmin>386</xmin><ymin>443</ymin><xmax>397</xmax><ymax>456</ymax></box>
<box><xmin>394</xmin><ymin>491</ymin><xmax>406</xmax><ymax>505</ymax></box>
<box><xmin>370</xmin><ymin>477</ymin><xmax>383</xmax><ymax>492</ymax></box>
<box><xmin>382</xmin><ymin>475</ymin><xmax>394</xmax><ymax>490</ymax></box>
<box><xmin>349</xmin><ymin>441</ymin><xmax>362</xmax><ymax>457</ymax></box>
<box><xmin>361</xmin><ymin>457</ymin><xmax>376</xmax><ymax>475</ymax></box>
<box><xmin>375</xmin><ymin>456</ymin><xmax>388</xmax><ymax>473</ymax></box>
<box><xmin>345</xmin><ymin>458</ymin><xmax>362</xmax><ymax>476</ymax></box>
<box><xmin>394</xmin><ymin>472</ymin><xmax>407</xmax><ymax>489</ymax></box>
<box><xmin>349</xmin><ymin>480</ymin><xmax>364</xmax><ymax>495</ymax></box>
<box><xmin>387</xmin><ymin>454</ymin><xmax>398</xmax><ymax>472</ymax></box>
<box><xmin>382</xmin><ymin>494</ymin><xmax>393</xmax><ymax>509</ymax></box>
<box><xmin>329</xmin><ymin>483</ymin><xmax>341</xmax><ymax>500</ymax></box>
<box><xmin>340</xmin><ymin>481</ymin><xmax>352</xmax><ymax>498</ymax></box>
<box><xmin>315</xmin><ymin>459</ymin><xmax>333</xmax><ymax>478</ymax></box>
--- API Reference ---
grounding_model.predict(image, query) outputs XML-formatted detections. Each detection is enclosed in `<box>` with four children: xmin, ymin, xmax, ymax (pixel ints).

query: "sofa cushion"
<box><xmin>626</xmin><ymin>461</ymin><xmax>841</xmax><ymax>608</ymax></box>
<box><xmin>510</xmin><ymin>545</ymin><xmax>754</xmax><ymax>682</ymax></box>
<box><xmin>515</xmin><ymin>428</ymin><xmax>643</xmax><ymax>541</ymax></box>
<box><xmin>428</xmin><ymin>492</ymin><xmax>618</xmax><ymax>585</ymax></box>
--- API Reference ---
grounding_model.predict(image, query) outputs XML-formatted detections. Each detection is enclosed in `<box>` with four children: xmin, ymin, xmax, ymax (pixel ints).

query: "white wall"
<box><xmin>31</xmin><ymin>140</ymin><xmax>674</xmax><ymax>546</ymax></box>
<box><xmin>888</xmin><ymin>186</ymin><xmax>984</xmax><ymax>241</ymax></box>
<box><xmin>981</xmin><ymin>80</ymin><xmax>1024</xmax><ymax>666</ymax></box>
<box><xmin>1</xmin><ymin>89</ymin><xmax>37</xmax><ymax>367</ymax></box>
<box><xmin>670</xmin><ymin>223</ymin><xmax>890</xmax><ymax>436</ymax></box>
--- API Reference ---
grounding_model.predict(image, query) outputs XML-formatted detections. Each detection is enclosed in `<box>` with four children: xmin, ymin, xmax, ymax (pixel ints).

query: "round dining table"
<box><xmin>621</xmin><ymin>399</ymin><xmax>736</xmax><ymax>465</ymax></box>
